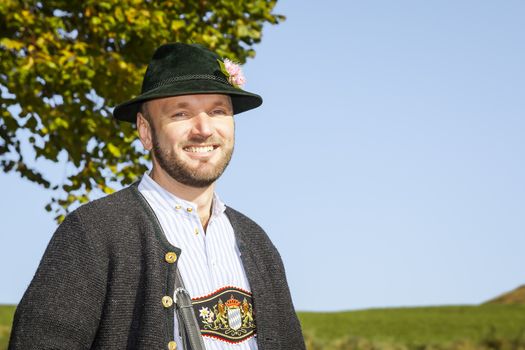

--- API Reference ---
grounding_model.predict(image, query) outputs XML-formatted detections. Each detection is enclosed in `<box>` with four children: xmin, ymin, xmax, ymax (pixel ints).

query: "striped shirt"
<box><xmin>138</xmin><ymin>173</ymin><xmax>258</xmax><ymax>350</ymax></box>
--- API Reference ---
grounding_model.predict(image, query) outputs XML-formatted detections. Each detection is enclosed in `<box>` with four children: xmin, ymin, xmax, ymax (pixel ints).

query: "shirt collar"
<box><xmin>140</xmin><ymin>172</ymin><xmax>226</xmax><ymax>217</ymax></box>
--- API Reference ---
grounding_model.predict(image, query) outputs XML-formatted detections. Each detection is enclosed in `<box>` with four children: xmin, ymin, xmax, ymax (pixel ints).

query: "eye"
<box><xmin>171</xmin><ymin>111</ymin><xmax>191</xmax><ymax>120</ymax></box>
<box><xmin>209</xmin><ymin>108</ymin><xmax>230</xmax><ymax>116</ymax></box>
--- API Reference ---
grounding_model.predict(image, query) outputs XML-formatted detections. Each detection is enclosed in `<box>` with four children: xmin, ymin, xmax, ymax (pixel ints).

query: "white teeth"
<box><xmin>185</xmin><ymin>146</ymin><xmax>214</xmax><ymax>153</ymax></box>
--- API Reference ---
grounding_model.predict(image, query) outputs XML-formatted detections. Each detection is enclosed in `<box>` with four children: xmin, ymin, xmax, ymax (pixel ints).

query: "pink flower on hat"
<box><xmin>218</xmin><ymin>58</ymin><xmax>246</xmax><ymax>88</ymax></box>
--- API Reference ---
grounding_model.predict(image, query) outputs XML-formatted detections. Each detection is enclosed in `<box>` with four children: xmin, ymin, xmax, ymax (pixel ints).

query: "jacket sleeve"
<box><xmin>9</xmin><ymin>210</ymin><xmax>107</xmax><ymax>350</ymax></box>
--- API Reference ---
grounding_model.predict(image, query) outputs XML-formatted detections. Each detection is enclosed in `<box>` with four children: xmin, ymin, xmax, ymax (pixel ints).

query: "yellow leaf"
<box><xmin>115</xmin><ymin>7</ymin><xmax>124</xmax><ymax>22</ymax></box>
<box><xmin>171</xmin><ymin>20</ymin><xmax>185</xmax><ymax>31</ymax></box>
<box><xmin>99</xmin><ymin>183</ymin><xmax>116</xmax><ymax>194</ymax></box>
<box><xmin>125</xmin><ymin>8</ymin><xmax>137</xmax><ymax>23</ymax></box>
<box><xmin>107</xmin><ymin>143</ymin><xmax>121</xmax><ymax>157</ymax></box>
<box><xmin>21</xmin><ymin>57</ymin><xmax>34</xmax><ymax>70</ymax></box>
<box><xmin>0</xmin><ymin>38</ymin><xmax>24</xmax><ymax>50</ymax></box>
<box><xmin>74</xmin><ymin>42</ymin><xmax>87</xmax><ymax>54</ymax></box>
<box><xmin>46</xmin><ymin>61</ymin><xmax>58</xmax><ymax>69</ymax></box>
<box><xmin>55</xmin><ymin>118</ymin><xmax>69</xmax><ymax>129</ymax></box>
<box><xmin>77</xmin><ymin>56</ymin><xmax>89</xmax><ymax>65</ymax></box>
<box><xmin>104</xmin><ymin>187</ymin><xmax>116</xmax><ymax>194</ymax></box>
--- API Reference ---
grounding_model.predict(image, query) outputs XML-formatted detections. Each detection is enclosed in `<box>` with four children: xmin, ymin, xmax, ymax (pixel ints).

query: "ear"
<box><xmin>137</xmin><ymin>112</ymin><xmax>153</xmax><ymax>151</ymax></box>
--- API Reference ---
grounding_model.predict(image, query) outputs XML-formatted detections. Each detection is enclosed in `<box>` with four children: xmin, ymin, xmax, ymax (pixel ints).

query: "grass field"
<box><xmin>0</xmin><ymin>305</ymin><xmax>15</xmax><ymax>350</ymax></box>
<box><xmin>299</xmin><ymin>304</ymin><xmax>525</xmax><ymax>343</ymax></box>
<box><xmin>2</xmin><ymin>304</ymin><xmax>524</xmax><ymax>349</ymax></box>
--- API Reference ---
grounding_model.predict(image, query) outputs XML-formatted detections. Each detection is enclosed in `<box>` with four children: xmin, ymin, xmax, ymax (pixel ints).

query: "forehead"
<box><xmin>148</xmin><ymin>94</ymin><xmax>232</xmax><ymax>113</ymax></box>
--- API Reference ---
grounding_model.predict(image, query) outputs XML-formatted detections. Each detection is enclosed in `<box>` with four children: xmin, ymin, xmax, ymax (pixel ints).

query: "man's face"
<box><xmin>138</xmin><ymin>94</ymin><xmax>235</xmax><ymax>188</ymax></box>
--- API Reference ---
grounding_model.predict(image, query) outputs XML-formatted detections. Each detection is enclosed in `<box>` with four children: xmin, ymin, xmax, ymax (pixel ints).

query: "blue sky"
<box><xmin>1</xmin><ymin>1</ymin><xmax>524</xmax><ymax>311</ymax></box>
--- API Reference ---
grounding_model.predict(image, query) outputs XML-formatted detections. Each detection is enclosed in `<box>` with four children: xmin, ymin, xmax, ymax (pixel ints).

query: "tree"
<box><xmin>0</xmin><ymin>0</ymin><xmax>284</xmax><ymax>222</ymax></box>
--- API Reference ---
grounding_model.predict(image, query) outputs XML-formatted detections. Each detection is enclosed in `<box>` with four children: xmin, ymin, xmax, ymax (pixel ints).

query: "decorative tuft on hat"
<box><xmin>218</xmin><ymin>59</ymin><xmax>246</xmax><ymax>88</ymax></box>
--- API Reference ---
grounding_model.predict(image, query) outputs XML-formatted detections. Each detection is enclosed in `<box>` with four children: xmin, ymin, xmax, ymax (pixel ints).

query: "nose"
<box><xmin>190</xmin><ymin>112</ymin><xmax>213</xmax><ymax>139</ymax></box>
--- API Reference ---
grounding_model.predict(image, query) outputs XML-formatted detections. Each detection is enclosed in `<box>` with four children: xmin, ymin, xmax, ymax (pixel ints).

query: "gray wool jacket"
<box><xmin>9</xmin><ymin>183</ymin><xmax>305</xmax><ymax>350</ymax></box>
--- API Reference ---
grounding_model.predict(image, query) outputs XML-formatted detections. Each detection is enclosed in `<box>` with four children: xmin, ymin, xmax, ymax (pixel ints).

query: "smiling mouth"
<box><xmin>183</xmin><ymin>145</ymin><xmax>218</xmax><ymax>153</ymax></box>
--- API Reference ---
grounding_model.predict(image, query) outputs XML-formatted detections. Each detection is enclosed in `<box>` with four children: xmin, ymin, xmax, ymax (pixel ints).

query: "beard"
<box><xmin>151</xmin><ymin>131</ymin><xmax>233</xmax><ymax>188</ymax></box>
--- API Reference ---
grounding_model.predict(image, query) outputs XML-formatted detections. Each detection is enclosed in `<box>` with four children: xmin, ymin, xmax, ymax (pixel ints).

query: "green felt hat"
<box><xmin>113</xmin><ymin>43</ymin><xmax>263</xmax><ymax>122</ymax></box>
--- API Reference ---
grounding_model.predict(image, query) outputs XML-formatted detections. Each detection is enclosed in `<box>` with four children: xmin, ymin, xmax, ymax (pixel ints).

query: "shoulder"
<box><xmin>224</xmin><ymin>206</ymin><xmax>274</xmax><ymax>247</ymax></box>
<box><xmin>54</xmin><ymin>184</ymin><xmax>147</xmax><ymax>246</ymax></box>
<box><xmin>224</xmin><ymin>206</ymin><xmax>266</xmax><ymax>234</ymax></box>
<box><xmin>75</xmin><ymin>184</ymin><xmax>140</xmax><ymax>214</ymax></box>
<box><xmin>225</xmin><ymin>206</ymin><xmax>282</xmax><ymax>257</ymax></box>
<box><xmin>70</xmin><ymin>183</ymin><xmax>145</xmax><ymax>225</ymax></box>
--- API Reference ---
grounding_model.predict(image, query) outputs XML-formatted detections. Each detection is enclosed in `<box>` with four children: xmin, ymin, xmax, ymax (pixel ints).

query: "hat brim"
<box><xmin>113</xmin><ymin>79</ymin><xmax>262</xmax><ymax>122</ymax></box>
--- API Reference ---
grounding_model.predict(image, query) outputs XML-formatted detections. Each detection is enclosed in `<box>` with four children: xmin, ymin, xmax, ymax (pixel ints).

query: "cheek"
<box><xmin>157</xmin><ymin>126</ymin><xmax>186</xmax><ymax>147</ymax></box>
<box><xmin>217</xmin><ymin>119</ymin><xmax>235</xmax><ymax>140</ymax></box>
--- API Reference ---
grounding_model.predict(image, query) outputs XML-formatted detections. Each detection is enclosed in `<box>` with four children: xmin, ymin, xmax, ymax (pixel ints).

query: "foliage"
<box><xmin>0</xmin><ymin>0</ymin><xmax>284</xmax><ymax>221</ymax></box>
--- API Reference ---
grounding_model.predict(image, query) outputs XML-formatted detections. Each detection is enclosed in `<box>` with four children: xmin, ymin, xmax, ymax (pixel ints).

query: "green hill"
<box><xmin>298</xmin><ymin>304</ymin><xmax>525</xmax><ymax>349</ymax></box>
<box><xmin>484</xmin><ymin>285</ymin><xmax>525</xmax><ymax>305</ymax></box>
<box><xmin>2</xmin><ymin>304</ymin><xmax>525</xmax><ymax>350</ymax></box>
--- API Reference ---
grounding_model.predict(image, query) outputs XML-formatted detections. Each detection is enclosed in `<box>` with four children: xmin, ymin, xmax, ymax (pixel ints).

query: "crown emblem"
<box><xmin>225</xmin><ymin>295</ymin><xmax>241</xmax><ymax>308</ymax></box>
<box><xmin>193</xmin><ymin>287</ymin><xmax>256</xmax><ymax>342</ymax></box>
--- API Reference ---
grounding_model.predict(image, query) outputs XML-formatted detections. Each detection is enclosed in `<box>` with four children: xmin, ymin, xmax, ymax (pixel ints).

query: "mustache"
<box><xmin>182</xmin><ymin>136</ymin><xmax>224</xmax><ymax>146</ymax></box>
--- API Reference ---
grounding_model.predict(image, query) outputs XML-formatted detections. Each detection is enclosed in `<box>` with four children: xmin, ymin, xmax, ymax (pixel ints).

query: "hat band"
<box><xmin>147</xmin><ymin>74</ymin><xmax>230</xmax><ymax>91</ymax></box>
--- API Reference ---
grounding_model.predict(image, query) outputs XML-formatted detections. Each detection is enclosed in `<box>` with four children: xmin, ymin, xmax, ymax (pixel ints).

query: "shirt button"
<box><xmin>186</xmin><ymin>207</ymin><xmax>193</xmax><ymax>212</ymax></box>
<box><xmin>168</xmin><ymin>341</ymin><xmax>177</xmax><ymax>350</ymax></box>
<box><xmin>162</xmin><ymin>296</ymin><xmax>173</xmax><ymax>308</ymax></box>
<box><xmin>194</xmin><ymin>228</ymin><xmax>199</xmax><ymax>235</ymax></box>
<box><xmin>175</xmin><ymin>205</ymin><xmax>181</xmax><ymax>210</ymax></box>
<box><xmin>165</xmin><ymin>252</ymin><xmax>177</xmax><ymax>263</ymax></box>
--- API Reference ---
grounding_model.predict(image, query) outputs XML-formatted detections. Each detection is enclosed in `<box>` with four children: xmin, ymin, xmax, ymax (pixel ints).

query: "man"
<box><xmin>9</xmin><ymin>43</ymin><xmax>305</xmax><ymax>350</ymax></box>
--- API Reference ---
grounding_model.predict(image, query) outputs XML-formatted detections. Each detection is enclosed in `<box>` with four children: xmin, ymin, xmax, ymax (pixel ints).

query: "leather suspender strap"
<box><xmin>174</xmin><ymin>268</ymin><xmax>206</xmax><ymax>350</ymax></box>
